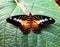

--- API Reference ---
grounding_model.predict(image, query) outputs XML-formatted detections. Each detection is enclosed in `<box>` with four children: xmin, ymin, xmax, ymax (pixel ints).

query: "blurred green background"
<box><xmin>0</xmin><ymin>0</ymin><xmax>60</xmax><ymax>47</ymax></box>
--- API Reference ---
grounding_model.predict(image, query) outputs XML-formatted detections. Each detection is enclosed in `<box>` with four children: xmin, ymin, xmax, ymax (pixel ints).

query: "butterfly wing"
<box><xmin>35</xmin><ymin>15</ymin><xmax>55</xmax><ymax>26</ymax></box>
<box><xmin>32</xmin><ymin>15</ymin><xmax>55</xmax><ymax>34</ymax></box>
<box><xmin>6</xmin><ymin>15</ymin><xmax>30</xmax><ymax>35</ymax></box>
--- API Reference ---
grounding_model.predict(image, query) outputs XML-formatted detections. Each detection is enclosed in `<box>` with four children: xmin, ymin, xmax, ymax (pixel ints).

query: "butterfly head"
<box><xmin>29</xmin><ymin>13</ymin><xmax>32</xmax><ymax>16</ymax></box>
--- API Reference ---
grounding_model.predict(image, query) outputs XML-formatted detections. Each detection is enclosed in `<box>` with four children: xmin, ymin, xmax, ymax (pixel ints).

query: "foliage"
<box><xmin>0</xmin><ymin>0</ymin><xmax>60</xmax><ymax>47</ymax></box>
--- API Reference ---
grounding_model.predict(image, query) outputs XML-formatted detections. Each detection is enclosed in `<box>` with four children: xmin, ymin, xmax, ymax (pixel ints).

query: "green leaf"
<box><xmin>0</xmin><ymin>0</ymin><xmax>60</xmax><ymax>47</ymax></box>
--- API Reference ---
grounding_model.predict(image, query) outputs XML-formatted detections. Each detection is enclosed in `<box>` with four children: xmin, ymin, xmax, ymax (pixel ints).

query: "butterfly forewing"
<box><xmin>34</xmin><ymin>15</ymin><xmax>55</xmax><ymax>27</ymax></box>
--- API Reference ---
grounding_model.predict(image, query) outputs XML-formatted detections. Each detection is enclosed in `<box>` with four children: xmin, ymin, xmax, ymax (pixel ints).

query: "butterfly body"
<box><xmin>6</xmin><ymin>13</ymin><xmax>55</xmax><ymax>35</ymax></box>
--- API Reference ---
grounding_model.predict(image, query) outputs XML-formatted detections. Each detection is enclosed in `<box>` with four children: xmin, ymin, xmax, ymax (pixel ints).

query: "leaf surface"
<box><xmin>0</xmin><ymin>0</ymin><xmax>60</xmax><ymax>47</ymax></box>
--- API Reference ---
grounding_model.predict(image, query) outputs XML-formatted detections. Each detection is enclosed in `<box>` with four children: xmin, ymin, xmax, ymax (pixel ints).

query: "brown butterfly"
<box><xmin>6</xmin><ymin>13</ymin><xmax>55</xmax><ymax>35</ymax></box>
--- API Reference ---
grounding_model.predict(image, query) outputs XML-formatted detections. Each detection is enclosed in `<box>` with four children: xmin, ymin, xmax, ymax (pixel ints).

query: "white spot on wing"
<box><xmin>17</xmin><ymin>19</ymin><xmax>20</xmax><ymax>21</ymax></box>
<box><xmin>44</xmin><ymin>18</ymin><xmax>48</xmax><ymax>21</ymax></box>
<box><xmin>49</xmin><ymin>18</ymin><xmax>52</xmax><ymax>20</ymax></box>
<box><xmin>39</xmin><ymin>19</ymin><xmax>45</xmax><ymax>23</ymax></box>
<box><xmin>19</xmin><ymin>19</ymin><xmax>22</xmax><ymax>22</ymax></box>
<box><xmin>13</xmin><ymin>18</ymin><xmax>22</xmax><ymax>22</ymax></box>
<box><xmin>13</xmin><ymin>18</ymin><xmax>17</xmax><ymax>21</ymax></box>
<box><xmin>40</xmin><ymin>18</ymin><xmax>48</xmax><ymax>23</ymax></box>
<box><xmin>42</xmin><ymin>19</ymin><xmax>45</xmax><ymax>22</ymax></box>
<box><xmin>10</xmin><ymin>17</ymin><xmax>12</xmax><ymax>19</ymax></box>
<box><xmin>39</xmin><ymin>20</ymin><xmax>42</xmax><ymax>23</ymax></box>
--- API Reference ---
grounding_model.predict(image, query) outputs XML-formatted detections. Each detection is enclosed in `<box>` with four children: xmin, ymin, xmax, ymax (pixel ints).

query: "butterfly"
<box><xmin>6</xmin><ymin>13</ymin><xmax>55</xmax><ymax>35</ymax></box>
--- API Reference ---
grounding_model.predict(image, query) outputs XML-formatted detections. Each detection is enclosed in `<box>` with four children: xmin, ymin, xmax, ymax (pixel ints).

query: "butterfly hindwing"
<box><xmin>6</xmin><ymin>15</ymin><xmax>30</xmax><ymax>35</ymax></box>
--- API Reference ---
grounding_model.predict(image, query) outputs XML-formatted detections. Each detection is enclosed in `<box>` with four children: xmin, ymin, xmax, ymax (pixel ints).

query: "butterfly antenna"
<box><xmin>15</xmin><ymin>0</ymin><xmax>30</xmax><ymax>15</ymax></box>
